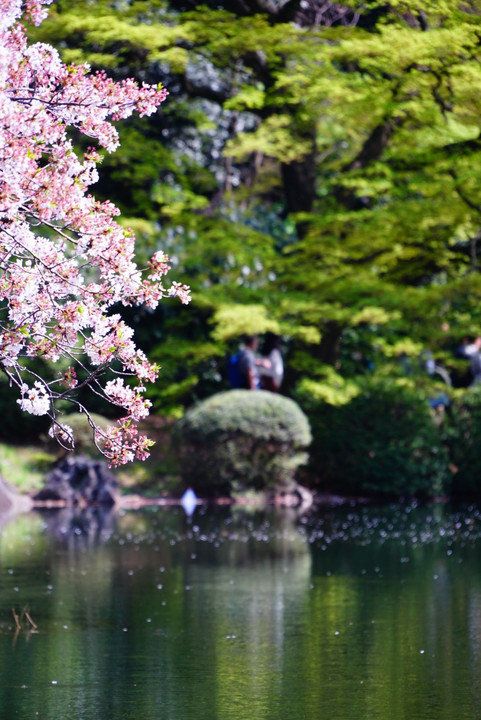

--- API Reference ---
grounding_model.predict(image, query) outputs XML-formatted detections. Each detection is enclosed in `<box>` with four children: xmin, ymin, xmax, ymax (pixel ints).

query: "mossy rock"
<box><xmin>175</xmin><ymin>390</ymin><xmax>311</xmax><ymax>496</ymax></box>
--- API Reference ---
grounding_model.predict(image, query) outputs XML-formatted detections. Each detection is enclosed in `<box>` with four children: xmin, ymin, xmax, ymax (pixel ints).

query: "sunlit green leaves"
<box><xmin>32</xmin><ymin>0</ymin><xmax>481</xmax><ymax>413</ymax></box>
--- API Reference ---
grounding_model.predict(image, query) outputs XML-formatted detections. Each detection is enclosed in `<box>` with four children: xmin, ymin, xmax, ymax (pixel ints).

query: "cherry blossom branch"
<box><xmin>0</xmin><ymin>0</ymin><xmax>191</xmax><ymax>465</ymax></box>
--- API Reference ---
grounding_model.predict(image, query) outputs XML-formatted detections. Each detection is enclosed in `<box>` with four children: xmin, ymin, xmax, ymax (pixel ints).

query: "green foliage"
<box><xmin>146</xmin><ymin>331</ymin><xmax>225</xmax><ymax>413</ymax></box>
<box><xmin>224</xmin><ymin>114</ymin><xmax>313</xmax><ymax>162</ymax></box>
<box><xmin>297</xmin><ymin>373</ymin><xmax>361</xmax><ymax>407</ymax></box>
<box><xmin>296</xmin><ymin>378</ymin><xmax>449</xmax><ymax>498</ymax></box>
<box><xmin>211</xmin><ymin>304</ymin><xmax>280</xmax><ymax>341</ymax></box>
<box><xmin>175</xmin><ymin>390</ymin><xmax>311</xmax><ymax>496</ymax></box>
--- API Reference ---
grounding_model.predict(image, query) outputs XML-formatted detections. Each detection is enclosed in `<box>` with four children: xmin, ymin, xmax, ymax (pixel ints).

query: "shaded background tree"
<box><xmin>29</xmin><ymin>0</ymin><xmax>481</xmax><ymax>417</ymax></box>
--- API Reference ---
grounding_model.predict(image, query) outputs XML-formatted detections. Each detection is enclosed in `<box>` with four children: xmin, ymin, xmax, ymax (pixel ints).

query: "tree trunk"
<box><xmin>317</xmin><ymin>321</ymin><xmax>343</xmax><ymax>366</ymax></box>
<box><xmin>281</xmin><ymin>129</ymin><xmax>317</xmax><ymax>238</ymax></box>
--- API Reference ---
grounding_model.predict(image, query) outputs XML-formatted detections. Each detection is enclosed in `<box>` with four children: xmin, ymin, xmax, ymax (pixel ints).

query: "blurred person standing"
<box><xmin>259</xmin><ymin>332</ymin><xmax>284</xmax><ymax>392</ymax></box>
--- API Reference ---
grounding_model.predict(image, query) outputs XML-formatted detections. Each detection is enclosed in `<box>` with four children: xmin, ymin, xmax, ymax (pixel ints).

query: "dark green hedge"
<box><xmin>443</xmin><ymin>386</ymin><xmax>481</xmax><ymax>498</ymax></box>
<box><xmin>296</xmin><ymin>379</ymin><xmax>450</xmax><ymax>499</ymax></box>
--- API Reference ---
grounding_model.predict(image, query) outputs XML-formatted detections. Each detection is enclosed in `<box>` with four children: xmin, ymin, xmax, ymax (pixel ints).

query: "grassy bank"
<box><xmin>0</xmin><ymin>444</ymin><xmax>57</xmax><ymax>493</ymax></box>
<box><xmin>0</xmin><ymin>416</ymin><xmax>181</xmax><ymax>498</ymax></box>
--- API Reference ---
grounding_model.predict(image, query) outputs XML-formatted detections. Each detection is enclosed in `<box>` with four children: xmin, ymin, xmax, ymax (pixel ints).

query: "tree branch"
<box><xmin>449</xmin><ymin>168</ymin><xmax>481</xmax><ymax>214</ymax></box>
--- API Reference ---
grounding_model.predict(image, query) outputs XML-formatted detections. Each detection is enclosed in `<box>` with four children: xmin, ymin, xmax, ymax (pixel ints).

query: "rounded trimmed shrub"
<box><xmin>175</xmin><ymin>390</ymin><xmax>312</xmax><ymax>496</ymax></box>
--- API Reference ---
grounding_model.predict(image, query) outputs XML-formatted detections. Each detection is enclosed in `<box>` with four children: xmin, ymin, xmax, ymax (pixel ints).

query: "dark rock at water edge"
<box><xmin>34</xmin><ymin>455</ymin><xmax>118</xmax><ymax>506</ymax></box>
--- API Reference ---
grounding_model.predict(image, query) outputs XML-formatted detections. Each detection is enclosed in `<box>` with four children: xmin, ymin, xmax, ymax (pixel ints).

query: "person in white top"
<box><xmin>259</xmin><ymin>332</ymin><xmax>284</xmax><ymax>392</ymax></box>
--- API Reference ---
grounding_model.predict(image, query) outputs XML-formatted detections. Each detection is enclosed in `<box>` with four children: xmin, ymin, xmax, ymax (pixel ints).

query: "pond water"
<box><xmin>0</xmin><ymin>502</ymin><xmax>481</xmax><ymax>719</ymax></box>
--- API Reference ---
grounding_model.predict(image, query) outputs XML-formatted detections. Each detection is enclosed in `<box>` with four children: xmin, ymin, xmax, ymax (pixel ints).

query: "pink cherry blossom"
<box><xmin>0</xmin><ymin>0</ymin><xmax>191</xmax><ymax>465</ymax></box>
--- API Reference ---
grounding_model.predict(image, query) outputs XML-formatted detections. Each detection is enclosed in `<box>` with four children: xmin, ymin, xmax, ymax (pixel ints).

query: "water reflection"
<box><xmin>37</xmin><ymin>506</ymin><xmax>117</xmax><ymax>547</ymax></box>
<box><xmin>1</xmin><ymin>503</ymin><xmax>481</xmax><ymax>719</ymax></box>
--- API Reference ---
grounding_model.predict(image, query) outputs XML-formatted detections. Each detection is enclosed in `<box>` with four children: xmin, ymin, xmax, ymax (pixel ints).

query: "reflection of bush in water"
<box><xmin>186</xmin><ymin>549</ymin><xmax>311</xmax><ymax>599</ymax></box>
<box><xmin>185</xmin><ymin>507</ymin><xmax>310</xmax><ymax>567</ymax></box>
<box><xmin>37</xmin><ymin>506</ymin><xmax>117</xmax><ymax>546</ymax></box>
<box><xmin>175</xmin><ymin>391</ymin><xmax>312</xmax><ymax>496</ymax></box>
<box><xmin>183</xmin><ymin>511</ymin><xmax>312</xmax><ymax>628</ymax></box>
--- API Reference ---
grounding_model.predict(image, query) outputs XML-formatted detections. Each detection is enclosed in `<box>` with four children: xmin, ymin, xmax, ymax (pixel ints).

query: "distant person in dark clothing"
<box><xmin>228</xmin><ymin>335</ymin><xmax>274</xmax><ymax>390</ymax></box>
<box><xmin>454</xmin><ymin>336</ymin><xmax>481</xmax><ymax>384</ymax></box>
<box><xmin>451</xmin><ymin>336</ymin><xmax>480</xmax><ymax>387</ymax></box>
<box><xmin>259</xmin><ymin>332</ymin><xmax>284</xmax><ymax>392</ymax></box>
<box><xmin>469</xmin><ymin>337</ymin><xmax>481</xmax><ymax>384</ymax></box>
<box><xmin>456</xmin><ymin>336</ymin><xmax>481</xmax><ymax>360</ymax></box>
<box><xmin>455</xmin><ymin>337</ymin><xmax>475</xmax><ymax>359</ymax></box>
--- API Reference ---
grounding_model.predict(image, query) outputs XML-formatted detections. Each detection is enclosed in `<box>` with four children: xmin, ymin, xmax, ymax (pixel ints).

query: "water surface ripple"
<box><xmin>0</xmin><ymin>502</ymin><xmax>480</xmax><ymax>720</ymax></box>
